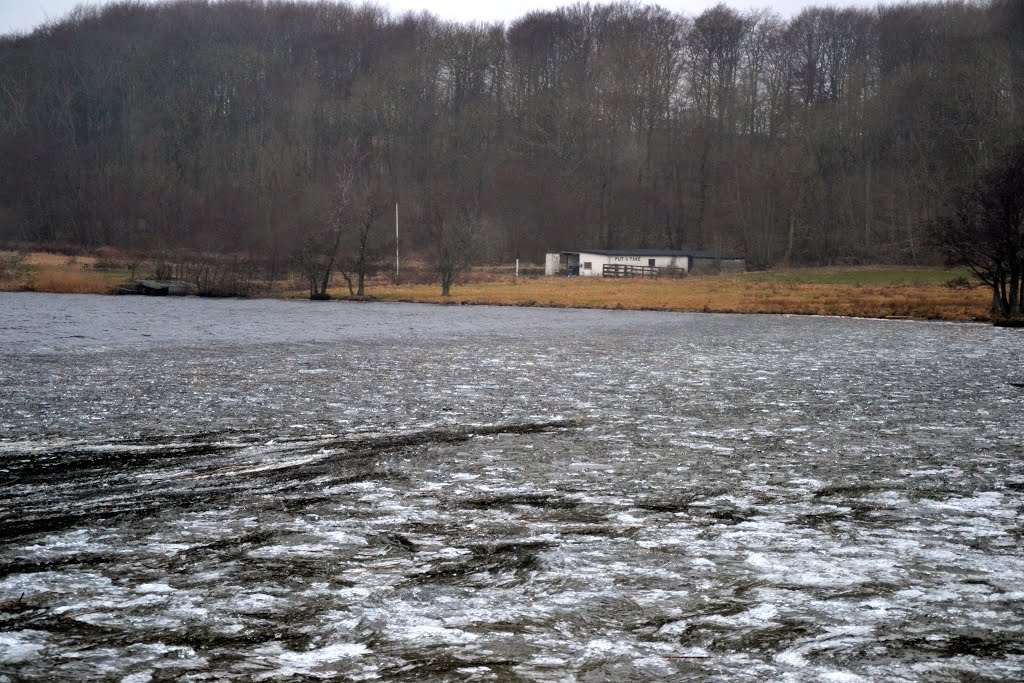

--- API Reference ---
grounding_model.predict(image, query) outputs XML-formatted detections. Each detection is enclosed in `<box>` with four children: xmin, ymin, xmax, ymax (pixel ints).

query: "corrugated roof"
<box><xmin>563</xmin><ymin>249</ymin><xmax>744</xmax><ymax>259</ymax></box>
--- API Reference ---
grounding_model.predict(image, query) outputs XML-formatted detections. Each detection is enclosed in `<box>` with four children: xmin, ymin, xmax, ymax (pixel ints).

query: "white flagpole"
<box><xmin>395</xmin><ymin>202</ymin><xmax>399</xmax><ymax>279</ymax></box>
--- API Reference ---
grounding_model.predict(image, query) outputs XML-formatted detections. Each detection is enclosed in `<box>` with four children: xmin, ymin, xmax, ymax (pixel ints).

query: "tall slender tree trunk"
<box><xmin>785</xmin><ymin>206</ymin><xmax>796</xmax><ymax>266</ymax></box>
<box><xmin>696</xmin><ymin>140</ymin><xmax>711</xmax><ymax>248</ymax></box>
<box><xmin>864</xmin><ymin>157</ymin><xmax>872</xmax><ymax>247</ymax></box>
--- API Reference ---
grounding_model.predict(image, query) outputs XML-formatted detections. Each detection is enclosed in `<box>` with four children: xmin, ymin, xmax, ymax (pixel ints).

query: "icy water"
<box><xmin>1</xmin><ymin>293</ymin><xmax>1022</xmax><ymax>682</ymax></box>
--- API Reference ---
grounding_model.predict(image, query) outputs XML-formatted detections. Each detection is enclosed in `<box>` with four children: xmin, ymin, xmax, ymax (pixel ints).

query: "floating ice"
<box><xmin>1</xmin><ymin>296</ymin><xmax>1022</xmax><ymax>681</ymax></box>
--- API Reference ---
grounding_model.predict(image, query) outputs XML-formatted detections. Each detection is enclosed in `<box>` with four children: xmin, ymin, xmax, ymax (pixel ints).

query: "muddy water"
<box><xmin>1</xmin><ymin>293</ymin><xmax>1022</xmax><ymax>681</ymax></box>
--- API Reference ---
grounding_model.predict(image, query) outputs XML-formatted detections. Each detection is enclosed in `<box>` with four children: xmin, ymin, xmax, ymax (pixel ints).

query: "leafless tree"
<box><xmin>295</xmin><ymin>151</ymin><xmax>363</xmax><ymax>300</ymax></box>
<box><xmin>429</xmin><ymin>203</ymin><xmax>485</xmax><ymax>297</ymax></box>
<box><xmin>936</xmin><ymin>142</ymin><xmax>1024</xmax><ymax>320</ymax></box>
<box><xmin>337</xmin><ymin>196</ymin><xmax>385</xmax><ymax>298</ymax></box>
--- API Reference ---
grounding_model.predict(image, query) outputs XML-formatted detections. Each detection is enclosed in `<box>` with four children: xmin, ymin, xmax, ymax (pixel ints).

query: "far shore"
<box><xmin>359</xmin><ymin>276</ymin><xmax>991</xmax><ymax>323</ymax></box>
<box><xmin>0</xmin><ymin>251</ymin><xmax>992</xmax><ymax>323</ymax></box>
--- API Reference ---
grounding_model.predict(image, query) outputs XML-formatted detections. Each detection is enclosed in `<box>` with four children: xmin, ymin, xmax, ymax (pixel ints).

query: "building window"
<box><xmin>648</xmin><ymin>259</ymin><xmax>656</xmax><ymax>267</ymax></box>
<box><xmin>583</xmin><ymin>262</ymin><xmax>592</xmax><ymax>270</ymax></box>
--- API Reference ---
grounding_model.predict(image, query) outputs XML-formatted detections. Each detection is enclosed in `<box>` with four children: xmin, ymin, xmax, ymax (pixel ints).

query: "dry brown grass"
<box><xmin>22</xmin><ymin>252</ymin><xmax>98</xmax><ymax>267</ymax></box>
<box><xmin>3</xmin><ymin>250</ymin><xmax>991</xmax><ymax>322</ymax></box>
<box><xmin>31</xmin><ymin>268</ymin><xmax>116</xmax><ymax>294</ymax></box>
<box><xmin>0</xmin><ymin>251</ymin><xmax>131</xmax><ymax>293</ymax></box>
<box><xmin>361</xmin><ymin>275</ymin><xmax>991</xmax><ymax>322</ymax></box>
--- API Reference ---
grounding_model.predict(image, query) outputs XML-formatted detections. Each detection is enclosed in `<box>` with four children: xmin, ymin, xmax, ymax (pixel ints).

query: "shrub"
<box><xmin>944</xmin><ymin>276</ymin><xmax>973</xmax><ymax>290</ymax></box>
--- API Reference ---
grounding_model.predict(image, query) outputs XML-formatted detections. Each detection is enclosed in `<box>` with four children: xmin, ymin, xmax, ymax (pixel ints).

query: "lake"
<box><xmin>1</xmin><ymin>293</ymin><xmax>1022</xmax><ymax>681</ymax></box>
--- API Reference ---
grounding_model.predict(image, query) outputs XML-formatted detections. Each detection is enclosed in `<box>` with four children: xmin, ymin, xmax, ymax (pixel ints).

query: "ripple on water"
<box><xmin>1</xmin><ymin>296</ymin><xmax>1022</xmax><ymax>680</ymax></box>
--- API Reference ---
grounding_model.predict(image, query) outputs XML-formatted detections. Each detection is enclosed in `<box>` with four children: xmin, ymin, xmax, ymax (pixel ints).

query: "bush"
<box><xmin>944</xmin><ymin>276</ymin><xmax>973</xmax><ymax>290</ymax></box>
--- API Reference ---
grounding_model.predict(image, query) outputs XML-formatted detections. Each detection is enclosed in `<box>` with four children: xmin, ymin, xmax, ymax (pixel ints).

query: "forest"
<box><xmin>0</xmin><ymin>0</ymin><xmax>1021</xmax><ymax>269</ymax></box>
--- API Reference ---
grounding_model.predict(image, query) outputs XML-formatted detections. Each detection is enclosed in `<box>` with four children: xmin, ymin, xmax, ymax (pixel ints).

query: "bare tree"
<box><xmin>337</xmin><ymin>197</ymin><xmax>384</xmax><ymax>298</ymax></box>
<box><xmin>429</xmin><ymin>204</ymin><xmax>484</xmax><ymax>297</ymax></box>
<box><xmin>936</xmin><ymin>142</ymin><xmax>1024</xmax><ymax>321</ymax></box>
<box><xmin>294</xmin><ymin>231</ymin><xmax>337</xmax><ymax>300</ymax></box>
<box><xmin>294</xmin><ymin>153</ymin><xmax>362</xmax><ymax>300</ymax></box>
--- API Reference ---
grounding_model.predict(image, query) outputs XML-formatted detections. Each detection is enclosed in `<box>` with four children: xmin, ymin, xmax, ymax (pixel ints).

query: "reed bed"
<box><xmin>30</xmin><ymin>268</ymin><xmax>117</xmax><ymax>294</ymax></box>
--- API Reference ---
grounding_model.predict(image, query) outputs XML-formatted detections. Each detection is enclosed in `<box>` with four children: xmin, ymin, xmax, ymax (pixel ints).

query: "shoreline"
<box><xmin>0</xmin><ymin>252</ymin><xmax>993</xmax><ymax>323</ymax></box>
<box><xmin>1</xmin><ymin>279</ymin><xmax>993</xmax><ymax>324</ymax></box>
<box><xmin>359</xmin><ymin>278</ymin><xmax>992</xmax><ymax>324</ymax></box>
<box><xmin>350</xmin><ymin>295</ymin><xmax>997</xmax><ymax>326</ymax></box>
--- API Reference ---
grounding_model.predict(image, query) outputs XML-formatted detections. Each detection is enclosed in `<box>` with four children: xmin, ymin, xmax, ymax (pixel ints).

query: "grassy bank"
<box><xmin>1</xmin><ymin>251</ymin><xmax>989</xmax><ymax>322</ymax></box>
<box><xmin>0</xmin><ymin>251</ymin><xmax>133</xmax><ymax>294</ymax></box>
<box><xmin>361</xmin><ymin>269</ymin><xmax>989</xmax><ymax>322</ymax></box>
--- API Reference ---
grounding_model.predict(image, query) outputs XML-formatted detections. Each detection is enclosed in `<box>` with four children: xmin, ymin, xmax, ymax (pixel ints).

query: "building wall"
<box><xmin>576</xmin><ymin>253</ymin><xmax>689</xmax><ymax>276</ymax></box>
<box><xmin>544</xmin><ymin>253</ymin><xmax>561</xmax><ymax>276</ymax></box>
<box><xmin>545</xmin><ymin>251</ymin><xmax>746</xmax><ymax>276</ymax></box>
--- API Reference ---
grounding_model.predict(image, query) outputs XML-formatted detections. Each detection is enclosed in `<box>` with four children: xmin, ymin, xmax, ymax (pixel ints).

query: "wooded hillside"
<box><xmin>1</xmin><ymin>0</ymin><xmax>1021</xmax><ymax>267</ymax></box>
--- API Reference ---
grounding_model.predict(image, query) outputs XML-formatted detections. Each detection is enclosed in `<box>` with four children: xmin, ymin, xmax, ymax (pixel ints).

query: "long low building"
<box><xmin>544</xmin><ymin>249</ymin><xmax>745</xmax><ymax>277</ymax></box>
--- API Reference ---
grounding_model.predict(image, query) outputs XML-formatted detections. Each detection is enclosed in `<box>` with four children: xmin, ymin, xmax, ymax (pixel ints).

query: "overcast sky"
<box><xmin>2</xmin><ymin>0</ymin><xmax>896</xmax><ymax>36</ymax></box>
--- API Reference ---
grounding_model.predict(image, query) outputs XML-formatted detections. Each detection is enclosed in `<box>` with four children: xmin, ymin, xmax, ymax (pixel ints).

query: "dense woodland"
<box><xmin>0</xmin><ymin>0</ymin><xmax>1022</xmax><ymax>269</ymax></box>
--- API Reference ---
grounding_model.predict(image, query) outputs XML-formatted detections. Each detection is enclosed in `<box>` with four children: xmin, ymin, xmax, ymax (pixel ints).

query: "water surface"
<box><xmin>1</xmin><ymin>293</ymin><xmax>1022</xmax><ymax>681</ymax></box>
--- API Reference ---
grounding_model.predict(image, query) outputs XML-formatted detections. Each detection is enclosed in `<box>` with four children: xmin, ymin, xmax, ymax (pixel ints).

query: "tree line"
<box><xmin>0</xmin><ymin>0</ymin><xmax>1021</xmax><ymax>270</ymax></box>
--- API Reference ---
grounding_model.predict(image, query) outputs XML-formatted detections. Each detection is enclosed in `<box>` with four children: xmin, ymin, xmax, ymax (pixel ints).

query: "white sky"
<box><xmin>1</xmin><ymin>0</ymin><xmax>895</xmax><ymax>36</ymax></box>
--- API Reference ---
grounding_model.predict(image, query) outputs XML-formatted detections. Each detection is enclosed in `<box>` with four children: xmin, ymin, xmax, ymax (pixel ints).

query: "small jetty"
<box><xmin>118</xmin><ymin>280</ymin><xmax>197</xmax><ymax>296</ymax></box>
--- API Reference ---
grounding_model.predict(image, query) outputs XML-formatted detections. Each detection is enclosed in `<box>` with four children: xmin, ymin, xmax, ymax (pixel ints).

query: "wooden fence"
<box><xmin>602</xmin><ymin>264</ymin><xmax>687</xmax><ymax>279</ymax></box>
